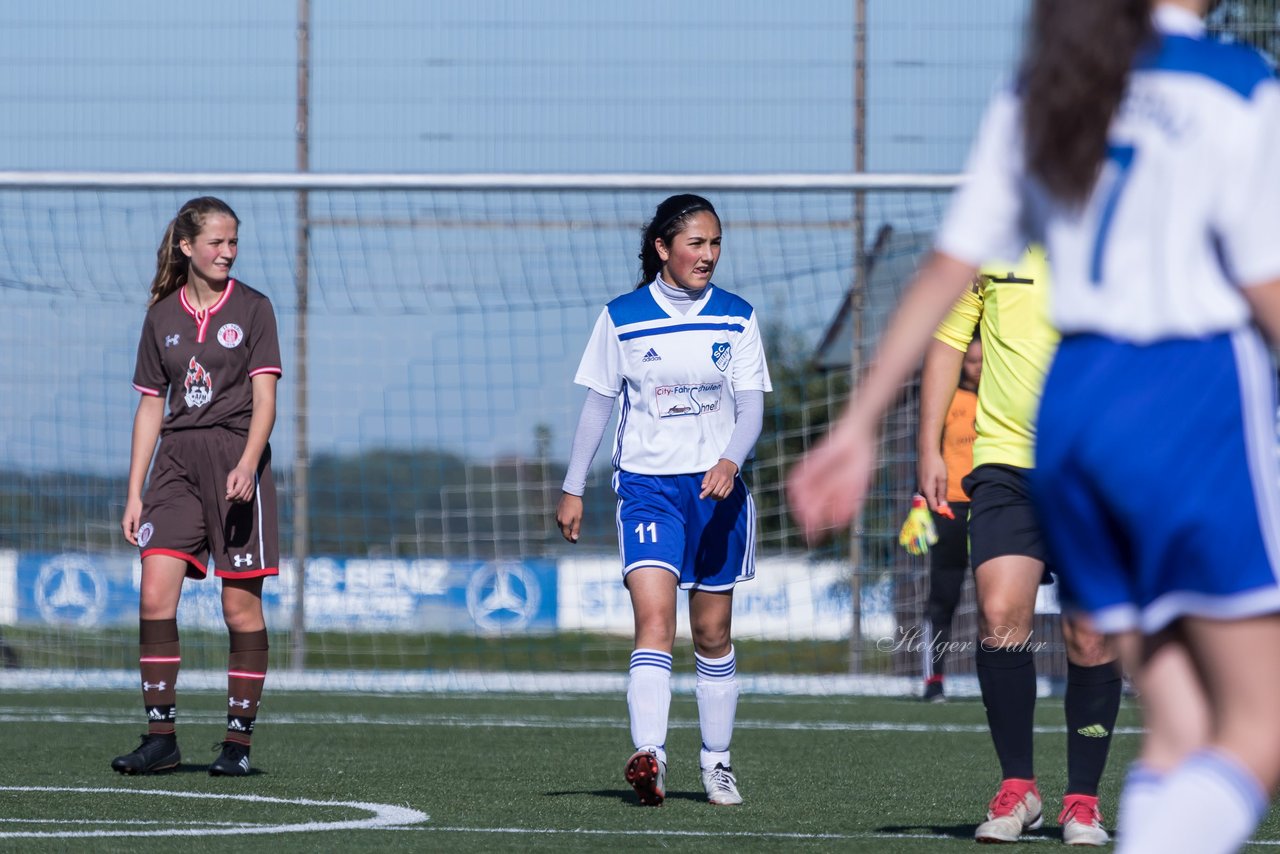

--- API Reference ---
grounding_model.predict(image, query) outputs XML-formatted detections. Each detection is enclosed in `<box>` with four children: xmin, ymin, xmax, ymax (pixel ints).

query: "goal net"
<box><xmin>0</xmin><ymin>172</ymin><xmax>1067</xmax><ymax>694</ymax></box>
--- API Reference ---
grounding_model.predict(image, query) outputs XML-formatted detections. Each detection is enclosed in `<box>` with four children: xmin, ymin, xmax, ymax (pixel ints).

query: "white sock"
<box><xmin>1116</xmin><ymin>750</ymin><xmax>1266</xmax><ymax>854</ymax></box>
<box><xmin>1115</xmin><ymin>761</ymin><xmax>1163</xmax><ymax>842</ymax></box>
<box><xmin>696</xmin><ymin>646</ymin><xmax>738</xmax><ymax>769</ymax></box>
<box><xmin>628</xmin><ymin>649</ymin><xmax>672</xmax><ymax>765</ymax></box>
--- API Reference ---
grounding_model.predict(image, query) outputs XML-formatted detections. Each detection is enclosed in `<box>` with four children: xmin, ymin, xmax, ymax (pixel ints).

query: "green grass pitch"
<box><xmin>4</xmin><ymin>690</ymin><xmax>1279</xmax><ymax>852</ymax></box>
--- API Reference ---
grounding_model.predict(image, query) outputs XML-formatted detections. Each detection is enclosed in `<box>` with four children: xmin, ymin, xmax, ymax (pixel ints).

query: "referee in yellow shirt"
<box><xmin>917</xmin><ymin>247</ymin><xmax>1121</xmax><ymax>846</ymax></box>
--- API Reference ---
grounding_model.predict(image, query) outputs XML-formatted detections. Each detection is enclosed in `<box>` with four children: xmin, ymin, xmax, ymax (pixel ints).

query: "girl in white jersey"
<box><xmin>557</xmin><ymin>194</ymin><xmax>772</xmax><ymax>807</ymax></box>
<box><xmin>790</xmin><ymin>2</ymin><xmax>1280</xmax><ymax>851</ymax></box>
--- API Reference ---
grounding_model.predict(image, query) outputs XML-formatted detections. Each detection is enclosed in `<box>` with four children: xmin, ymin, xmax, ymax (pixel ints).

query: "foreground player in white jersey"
<box><xmin>790</xmin><ymin>1</ymin><xmax>1280</xmax><ymax>851</ymax></box>
<box><xmin>557</xmin><ymin>194</ymin><xmax>772</xmax><ymax>807</ymax></box>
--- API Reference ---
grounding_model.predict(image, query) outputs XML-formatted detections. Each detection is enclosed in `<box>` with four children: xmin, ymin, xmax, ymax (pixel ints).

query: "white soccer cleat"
<box><xmin>975</xmin><ymin>778</ymin><xmax>1043</xmax><ymax>843</ymax></box>
<box><xmin>625</xmin><ymin>748</ymin><xmax>666</xmax><ymax>806</ymax></box>
<box><xmin>1059</xmin><ymin>794</ymin><xmax>1110</xmax><ymax>847</ymax></box>
<box><xmin>701</xmin><ymin>762</ymin><xmax>743</xmax><ymax>806</ymax></box>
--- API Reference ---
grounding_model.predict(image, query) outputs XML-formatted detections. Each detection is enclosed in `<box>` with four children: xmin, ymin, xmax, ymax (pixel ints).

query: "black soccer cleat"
<box><xmin>209</xmin><ymin>741</ymin><xmax>251</xmax><ymax>777</ymax></box>
<box><xmin>111</xmin><ymin>733</ymin><xmax>181</xmax><ymax>775</ymax></box>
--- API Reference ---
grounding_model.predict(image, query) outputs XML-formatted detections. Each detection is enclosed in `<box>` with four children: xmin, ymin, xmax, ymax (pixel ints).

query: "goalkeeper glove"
<box><xmin>898</xmin><ymin>494</ymin><xmax>938</xmax><ymax>556</ymax></box>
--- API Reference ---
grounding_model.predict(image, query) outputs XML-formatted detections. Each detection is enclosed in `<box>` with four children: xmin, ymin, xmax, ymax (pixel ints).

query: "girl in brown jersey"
<box><xmin>114</xmin><ymin>196</ymin><xmax>282</xmax><ymax>777</ymax></box>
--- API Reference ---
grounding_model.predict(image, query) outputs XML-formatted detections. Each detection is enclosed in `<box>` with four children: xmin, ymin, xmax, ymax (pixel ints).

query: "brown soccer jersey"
<box><xmin>131</xmin><ymin>279</ymin><xmax>282</xmax><ymax>433</ymax></box>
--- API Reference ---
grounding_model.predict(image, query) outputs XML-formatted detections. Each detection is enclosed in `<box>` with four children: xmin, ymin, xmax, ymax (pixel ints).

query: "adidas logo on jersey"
<box><xmin>642</xmin><ymin>348</ymin><xmax>661</xmax><ymax>362</ymax></box>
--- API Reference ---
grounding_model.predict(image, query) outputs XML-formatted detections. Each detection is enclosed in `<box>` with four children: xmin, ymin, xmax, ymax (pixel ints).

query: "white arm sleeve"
<box><xmin>560</xmin><ymin>389</ymin><xmax>615</xmax><ymax>496</ymax></box>
<box><xmin>719</xmin><ymin>389</ymin><xmax>764</xmax><ymax>471</ymax></box>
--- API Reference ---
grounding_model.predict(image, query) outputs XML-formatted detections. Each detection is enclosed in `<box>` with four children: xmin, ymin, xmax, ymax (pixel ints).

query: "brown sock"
<box><xmin>139</xmin><ymin>618</ymin><xmax>180</xmax><ymax>736</ymax></box>
<box><xmin>226</xmin><ymin>629</ymin><xmax>268</xmax><ymax>746</ymax></box>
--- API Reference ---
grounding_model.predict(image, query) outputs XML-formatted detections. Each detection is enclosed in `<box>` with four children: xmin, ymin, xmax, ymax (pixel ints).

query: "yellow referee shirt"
<box><xmin>933</xmin><ymin>246</ymin><xmax>1057</xmax><ymax>471</ymax></box>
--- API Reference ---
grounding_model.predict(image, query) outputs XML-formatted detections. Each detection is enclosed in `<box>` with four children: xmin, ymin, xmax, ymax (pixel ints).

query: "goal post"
<box><xmin>0</xmin><ymin>170</ymin><xmax>1072</xmax><ymax>697</ymax></box>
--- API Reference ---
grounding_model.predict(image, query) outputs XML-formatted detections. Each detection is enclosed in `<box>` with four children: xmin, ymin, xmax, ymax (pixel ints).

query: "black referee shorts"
<box><xmin>961</xmin><ymin>463</ymin><xmax>1052</xmax><ymax>580</ymax></box>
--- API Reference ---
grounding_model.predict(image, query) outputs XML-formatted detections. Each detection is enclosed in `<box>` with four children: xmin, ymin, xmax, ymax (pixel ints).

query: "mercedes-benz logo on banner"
<box><xmin>466</xmin><ymin>562</ymin><xmax>541</xmax><ymax>633</ymax></box>
<box><xmin>35</xmin><ymin>554</ymin><xmax>107</xmax><ymax>627</ymax></box>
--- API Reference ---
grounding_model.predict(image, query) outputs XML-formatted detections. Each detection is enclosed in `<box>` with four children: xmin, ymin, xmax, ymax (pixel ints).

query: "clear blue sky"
<box><xmin>0</xmin><ymin>1</ymin><xmax>1028</xmax><ymax>473</ymax></box>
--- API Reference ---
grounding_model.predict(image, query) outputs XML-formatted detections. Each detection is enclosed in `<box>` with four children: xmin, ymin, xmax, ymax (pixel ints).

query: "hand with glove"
<box><xmin>898</xmin><ymin>494</ymin><xmax>940</xmax><ymax>556</ymax></box>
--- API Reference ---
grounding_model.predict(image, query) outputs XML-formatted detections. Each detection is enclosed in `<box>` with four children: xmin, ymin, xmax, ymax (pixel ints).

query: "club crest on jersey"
<box><xmin>137</xmin><ymin>522</ymin><xmax>154</xmax><ymax>548</ymax></box>
<box><xmin>184</xmin><ymin>357</ymin><xmax>213</xmax><ymax>408</ymax></box>
<box><xmin>712</xmin><ymin>342</ymin><xmax>732</xmax><ymax>372</ymax></box>
<box><xmin>217</xmin><ymin>323</ymin><xmax>244</xmax><ymax>349</ymax></box>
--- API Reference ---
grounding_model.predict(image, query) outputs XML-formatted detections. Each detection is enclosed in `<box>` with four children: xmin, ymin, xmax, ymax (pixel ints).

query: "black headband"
<box><xmin>655</xmin><ymin>203</ymin><xmax>712</xmax><ymax>237</ymax></box>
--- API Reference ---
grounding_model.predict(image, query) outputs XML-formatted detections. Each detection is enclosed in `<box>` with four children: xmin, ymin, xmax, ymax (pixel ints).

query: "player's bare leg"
<box><xmin>1117</xmin><ymin>617</ymin><xmax>1280</xmax><ymax>853</ymax></box>
<box><xmin>623</xmin><ymin>568</ymin><xmax>676</xmax><ymax>805</ymax></box>
<box><xmin>1112</xmin><ymin>628</ymin><xmax>1208</xmax><ymax>842</ymax></box>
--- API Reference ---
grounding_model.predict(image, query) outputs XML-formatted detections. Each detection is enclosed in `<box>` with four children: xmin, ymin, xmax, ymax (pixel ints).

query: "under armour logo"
<box><xmin>229</xmin><ymin>698</ymin><xmax>252</xmax><ymax>709</ymax></box>
<box><xmin>233</xmin><ymin>554</ymin><xmax>254</xmax><ymax>568</ymax></box>
<box><xmin>143</xmin><ymin>681</ymin><xmax>167</xmax><ymax>692</ymax></box>
<box><xmin>165</xmin><ymin>334</ymin><xmax>180</xmax><ymax>348</ymax></box>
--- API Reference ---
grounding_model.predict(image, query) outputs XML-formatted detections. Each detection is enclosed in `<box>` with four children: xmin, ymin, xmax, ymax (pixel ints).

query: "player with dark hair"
<box><xmin>556</xmin><ymin>194</ymin><xmax>771</xmax><ymax>807</ymax></box>
<box><xmin>790</xmin><ymin>1</ymin><xmax>1280</xmax><ymax>850</ymax></box>
<box><xmin>114</xmin><ymin>196</ymin><xmax>282</xmax><ymax>777</ymax></box>
<box><xmin>902</xmin><ymin>332</ymin><xmax>981</xmax><ymax>704</ymax></box>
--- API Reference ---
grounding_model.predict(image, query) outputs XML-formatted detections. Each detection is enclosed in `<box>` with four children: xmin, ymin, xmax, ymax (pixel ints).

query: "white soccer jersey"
<box><xmin>937</xmin><ymin>4</ymin><xmax>1280</xmax><ymax>343</ymax></box>
<box><xmin>575</xmin><ymin>283</ymin><xmax>772</xmax><ymax>475</ymax></box>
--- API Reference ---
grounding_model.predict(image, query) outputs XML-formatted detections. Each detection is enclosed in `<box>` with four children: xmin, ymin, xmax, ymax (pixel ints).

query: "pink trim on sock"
<box><xmin>228</xmin><ymin>670</ymin><xmax>267</xmax><ymax>680</ymax></box>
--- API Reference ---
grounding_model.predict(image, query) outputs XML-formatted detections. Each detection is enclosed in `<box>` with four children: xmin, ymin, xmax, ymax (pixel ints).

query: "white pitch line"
<box><xmin>0</xmin><ymin>708</ymin><xmax>1144</xmax><ymax>735</ymax></box>
<box><xmin>0</xmin><ymin>819</ymin><xmax>269</xmax><ymax>827</ymax></box>
<box><xmin>0</xmin><ymin>787</ymin><xmax>427</xmax><ymax>840</ymax></box>
<box><xmin>9</xmin><ymin>788</ymin><xmax>1276</xmax><ymax>846</ymax></box>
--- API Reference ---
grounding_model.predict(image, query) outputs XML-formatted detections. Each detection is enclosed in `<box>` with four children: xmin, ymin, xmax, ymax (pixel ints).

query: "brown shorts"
<box><xmin>138</xmin><ymin>427</ymin><xmax>279</xmax><ymax>580</ymax></box>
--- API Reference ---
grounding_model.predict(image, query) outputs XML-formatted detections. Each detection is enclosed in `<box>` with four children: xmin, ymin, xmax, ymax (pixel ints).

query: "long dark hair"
<box><xmin>636</xmin><ymin>194</ymin><xmax>719</xmax><ymax>288</ymax></box>
<box><xmin>1021</xmin><ymin>0</ymin><xmax>1152</xmax><ymax>206</ymax></box>
<box><xmin>149</xmin><ymin>196</ymin><xmax>240</xmax><ymax>306</ymax></box>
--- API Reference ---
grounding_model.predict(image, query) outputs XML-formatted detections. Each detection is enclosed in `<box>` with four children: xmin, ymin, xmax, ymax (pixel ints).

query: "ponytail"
<box><xmin>148</xmin><ymin>196</ymin><xmax>239</xmax><ymax>306</ymax></box>
<box><xmin>636</xmin><ymin>194</ymin><xmax>718</xmax><ymax>288</ymax></box>
<box><xmin>1021</xmin><ymin>0</ymin><xmax>1152</xmax><ymax>206</ymax></box>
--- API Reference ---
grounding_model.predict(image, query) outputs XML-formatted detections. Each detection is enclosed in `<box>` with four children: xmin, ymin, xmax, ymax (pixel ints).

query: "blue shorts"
<box><xmin>1032</xmin><ymin>330</ymin><xmax>1280</xmax><ymax>634</ymax></box>
<box><xmin>613</xmin><ymin>470</ymin><xmax>757</xmax><ymax>591</ymax></box>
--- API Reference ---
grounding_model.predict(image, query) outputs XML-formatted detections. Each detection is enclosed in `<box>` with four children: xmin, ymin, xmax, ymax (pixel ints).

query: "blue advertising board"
<box><xmin>9</xmin><ymin>552</ymin><xmax>557</xmax><ymax>634</ymax></box>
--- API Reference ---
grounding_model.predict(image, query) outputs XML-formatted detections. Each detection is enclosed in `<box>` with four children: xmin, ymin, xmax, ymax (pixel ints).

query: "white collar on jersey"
<box><xmin>1153</xmin><ymin>3</ymin><xmax>1206</xmax><ymax>37</ymax></box>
